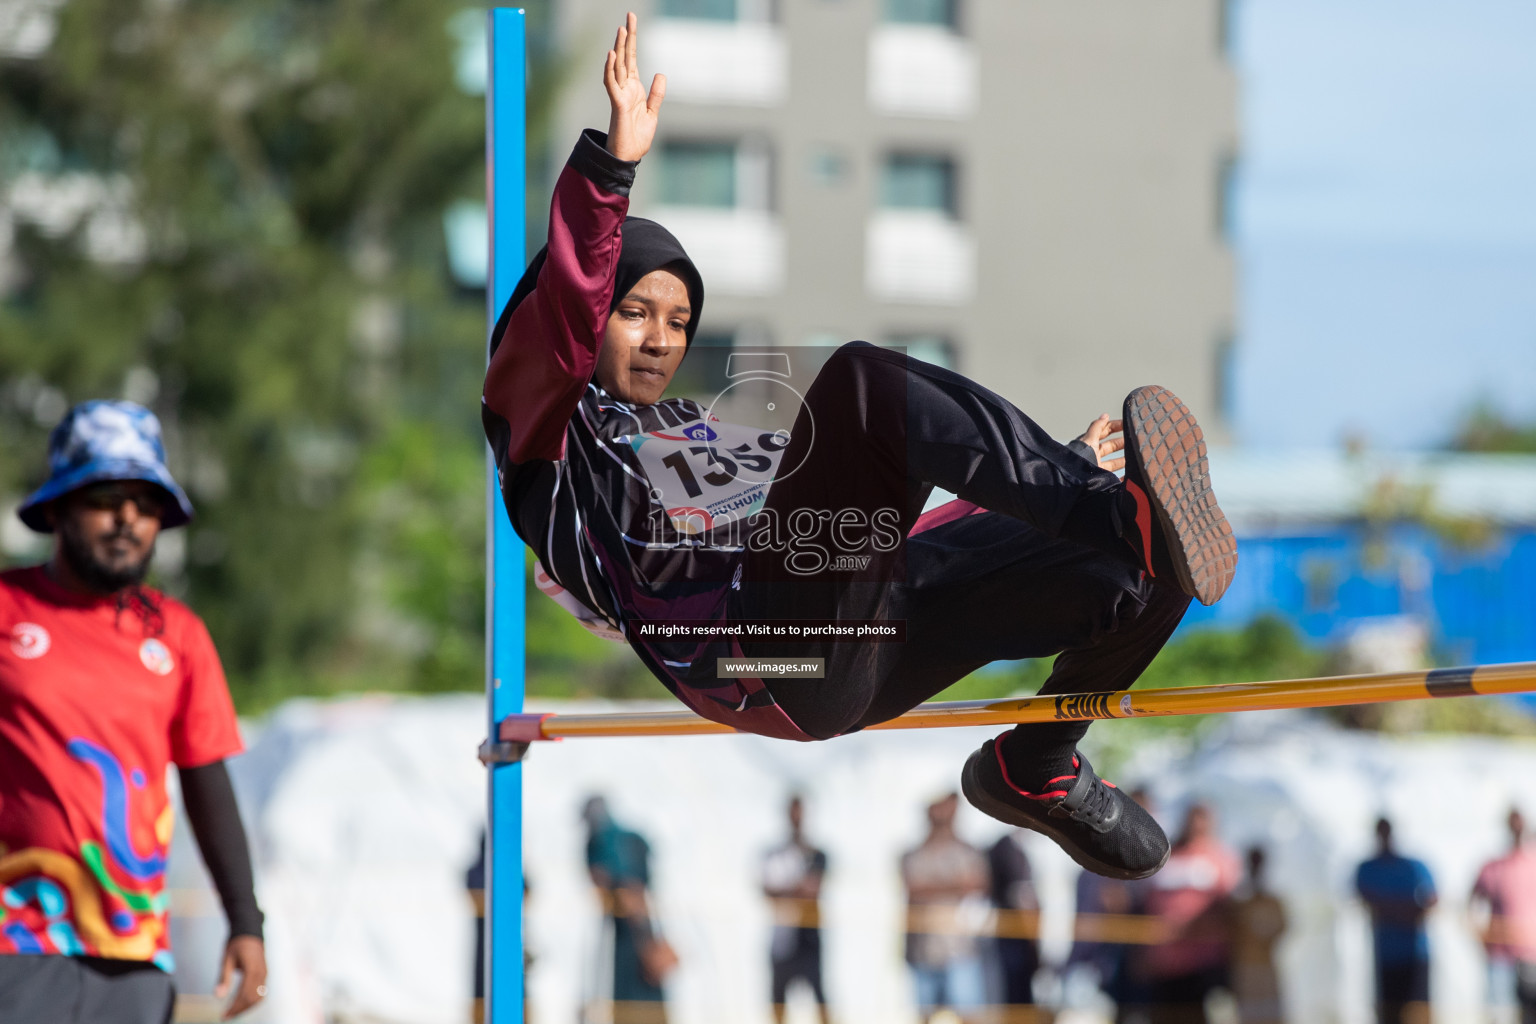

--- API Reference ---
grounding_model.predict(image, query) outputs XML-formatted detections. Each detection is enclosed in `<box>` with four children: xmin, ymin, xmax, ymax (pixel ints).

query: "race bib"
<box><xmin>627</xmin><ymin>417</ymin><xmax>789</xmax><ymax>537</ymax></box>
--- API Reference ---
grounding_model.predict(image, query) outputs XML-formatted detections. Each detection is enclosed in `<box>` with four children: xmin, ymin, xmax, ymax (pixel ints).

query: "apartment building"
<box><xmin>551</xmin><ymin>0</ymin><xmax>1238</xmax><ymax>439</ymax></box>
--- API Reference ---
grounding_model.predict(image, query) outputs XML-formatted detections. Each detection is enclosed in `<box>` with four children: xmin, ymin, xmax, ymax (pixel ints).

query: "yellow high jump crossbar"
<box><xmin>494</xmin><ymin>662</ymin><xmax>1536</xmax><ymax>744</ymax></box>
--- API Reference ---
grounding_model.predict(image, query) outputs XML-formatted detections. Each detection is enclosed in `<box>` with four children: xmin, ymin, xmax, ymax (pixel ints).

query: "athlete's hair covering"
<box><xmin>490</xmin><ymin>216</ymin><xmax>705</xmax><ymax>358</ymax></box>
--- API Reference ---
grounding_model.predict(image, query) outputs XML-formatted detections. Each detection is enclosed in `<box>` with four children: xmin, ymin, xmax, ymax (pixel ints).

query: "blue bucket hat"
<box><xmin>18</xmin><ymin>400</ymin><xmax>194</xmax><ymax>533</ymax></box>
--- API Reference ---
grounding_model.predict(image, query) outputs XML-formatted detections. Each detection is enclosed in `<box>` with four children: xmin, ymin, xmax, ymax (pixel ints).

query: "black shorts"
<box><xmin>771</xmin><ymin>929</ymin><xmax>825</xmax><ymax>1005</ymax></box>
<box><xmin>0</xmin><ymin>954</ymin><xmax>174</xmax><ymax>1024</ymax></box>
<box><xmin>1376</xmin><ymin>959</ymin><xmax>1430</xmax><ymax>1008</ymax></box>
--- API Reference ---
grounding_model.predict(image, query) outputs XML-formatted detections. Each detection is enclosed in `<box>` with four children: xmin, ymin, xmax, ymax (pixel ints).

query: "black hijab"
<box><xmin>490</xmin><ymin>216</ymin><xmax>705</xmax><ymax>359</ymax></box>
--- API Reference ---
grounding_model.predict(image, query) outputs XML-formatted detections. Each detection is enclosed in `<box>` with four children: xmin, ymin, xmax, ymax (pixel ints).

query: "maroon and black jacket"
<box><xmin>481</xmin><ymin>131</ymin><xmax>814</xmax><ymax>740</ymax></box>
<box><xmin>481</xmin><ymin>132</ymin><xmax>1110</xmax><ymax>742</ymax></box>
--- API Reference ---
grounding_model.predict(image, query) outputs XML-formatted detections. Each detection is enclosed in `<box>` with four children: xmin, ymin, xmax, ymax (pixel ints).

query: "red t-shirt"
<box><xmin>0</xmin><ymin>566</ymin><xmax>243</xmax><ymax>970</ymax></box>
<box><xmin>1475</xmin><ymin>847</ymin><xmax>1536</xmax><ymax>962</ymax></box>
<box><xmin>1142</xmin><ymin>836</ymin><xmax>1242</xmax><ymax>978</ymax></box>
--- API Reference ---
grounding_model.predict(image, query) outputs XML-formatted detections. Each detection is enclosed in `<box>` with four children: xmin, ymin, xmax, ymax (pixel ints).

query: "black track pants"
<box><xmin>734</xmin><ymin>341</ymin><xmax>1190</xmax><ymax>747</ymax></box>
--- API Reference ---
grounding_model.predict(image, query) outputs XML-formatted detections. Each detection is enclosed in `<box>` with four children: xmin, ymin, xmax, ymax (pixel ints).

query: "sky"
<box><xmin>1231</xmin><ymin>0</ymin><xmax>1536</xmax><ymax>450</ymax></box>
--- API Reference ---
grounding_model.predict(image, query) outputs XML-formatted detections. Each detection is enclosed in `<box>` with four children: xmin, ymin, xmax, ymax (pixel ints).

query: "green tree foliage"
<box><xmin>0</xmin><ymin>0</ymin><xmax>490</xmax><ymax>706</ymax></box>
<box><xmin>1453</xmin><ymin>404</ymin><xmax>1536</xmax><ymax>454</ymax></box>
<box><xmin>938</xmin><ymin>614</ymin><xmax>1529</xmax><ymax>758</ymax></box>
<box><xmin>935</xmin><ymin>615</ymin><xmax>1333</xmax><ymax>773</ymax></box>
<box><xmin>1133</xmin><ymin>614</ymin><xmax>1329</xmax><ymax>689</ymax></box>
<box><xmin>936</xmin><ymin>614</ymin><xmax>1329</xmax><ymax>703</ymax></box>
<box><xmin>1</xmin><ymin>0</ymin><xmax>667</xmax><ymax>708</ymax></box>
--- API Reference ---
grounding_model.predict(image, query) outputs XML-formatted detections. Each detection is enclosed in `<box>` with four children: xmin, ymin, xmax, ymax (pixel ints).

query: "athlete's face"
<box><xmin>46</xmin><ymin>480</ymin><xmax>164</xmax><ymax>594</ymax></box>
<box><xmin>597</xmin><ymin>267</ymin><xmax>690</xmax><ymax>406</ymax></box>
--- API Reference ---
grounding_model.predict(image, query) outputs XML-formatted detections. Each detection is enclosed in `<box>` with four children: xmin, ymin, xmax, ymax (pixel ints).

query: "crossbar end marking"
<box><xmin>500</xmin><ymin>712</ymin><xmax>556</xmax><ymax>743</ymax></box>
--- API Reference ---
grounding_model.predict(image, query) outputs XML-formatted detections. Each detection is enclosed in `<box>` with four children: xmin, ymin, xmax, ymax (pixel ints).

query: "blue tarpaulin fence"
<box><xmin>1181</xmin><ymin>527</ymin><xmax>1536</xmax><ymax>667</ymax></box>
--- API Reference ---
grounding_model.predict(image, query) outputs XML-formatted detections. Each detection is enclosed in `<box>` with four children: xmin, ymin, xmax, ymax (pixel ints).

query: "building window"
<box><xmin>649</xmin><ymin>142</ymin><xmax>782</xmax><ymax>296</ymax></box>
<box><xmin>1215</xmin><ymin>331</ymin><xmax>1235</xmax><ymax>426</ymax></box>
<box><xmin>887</xmin><ymin>334</ymin><xmax>956</xmax><ymax>371</ymax></box>
<box><xmin>442</xmin><ymin>200</ymin><xmax>487</xmax><ymax>287</ymax></box>
<box><xmin>658</xmin><ymin>139</ymin><xmax>772</xmax><ymax>210</ymax></box>
<box><xmin>1217</xmin><ymin>152</ymin><xmax>1239</xmax><ymax>243</ymax></box>
<box><xmin>659</xmin><ymin>0</ymin><xmax>776</xmax><ymax>21</ymax></box>
<box><xmin>883</xmin><ymin>0</ymin><xmax>957</xmax><ymax>28</ymax></box>
<box><xmin>1218</xmin><ymin>0</ymin><xmax>1237</xmax><ymax>56</ymax></box>
<box><xmin>880</xmin><ymin>154</ymin><xmax>957</xmax><ymax>218</ymax></box>
<box><xmin>659</xmin><ymin>142</ymin><xmax>737</xmax><ymax>207</ymax></box>
<box><xmin>659</xmin><ymin>0</ymin><xmax>737</xmax><ymax>21</ymax></box>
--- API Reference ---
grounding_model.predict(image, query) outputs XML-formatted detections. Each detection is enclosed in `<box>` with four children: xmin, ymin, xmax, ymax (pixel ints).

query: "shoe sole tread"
<box><xmin>1123</xmin><ymin>385</ymin><xmax>1237</xmax><ymax>606</ymax></box>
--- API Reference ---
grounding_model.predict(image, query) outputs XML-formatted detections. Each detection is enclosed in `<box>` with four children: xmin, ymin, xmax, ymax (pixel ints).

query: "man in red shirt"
<box><xmin>1472</xmin><ymin>808</ymin><xmax>1536</xmax><ymax>1023</ymax></box>
<box><xmin>1142</xmin><ymin>803</ymin><xmax>1241</xmax><ymax>1023</ymax></box>
<box><xmin>0</xmin><ymin>401</ymin><xmax>266</xmax><ymax>1022</ymax></box>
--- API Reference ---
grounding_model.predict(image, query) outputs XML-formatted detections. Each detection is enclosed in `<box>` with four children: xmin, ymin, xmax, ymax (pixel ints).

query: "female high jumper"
<box><xmin>482</xmin><ymin>14</ymin><xmax>1237</xmax><ymax>880</ymax></box>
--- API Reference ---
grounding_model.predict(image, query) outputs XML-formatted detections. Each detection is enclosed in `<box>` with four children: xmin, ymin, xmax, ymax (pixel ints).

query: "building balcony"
<box><xmin>865</xmin><ymin>210</ymin><xmax>974</xmax><ymax>305</ymax></box>
<box><xmin>649</xmin><ymin>19</ymin><xmax>788</xmax><ymax>107</ymax></box>
<box><xmin>649</xmin><ymin>206</ymin><xmax>785</xmax><ymax>297</ymax></box>
<box><xmin>867</xmin><ymin>25</ymin><xmax>976</xmax><ymax>120</ymax></box>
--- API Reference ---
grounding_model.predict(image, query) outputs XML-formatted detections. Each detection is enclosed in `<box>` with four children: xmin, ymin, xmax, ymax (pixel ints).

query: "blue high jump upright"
<box><xmin>485</xmin><ymin>8</ymin><xmax>526</xmax><ymax>1024</ymax></box>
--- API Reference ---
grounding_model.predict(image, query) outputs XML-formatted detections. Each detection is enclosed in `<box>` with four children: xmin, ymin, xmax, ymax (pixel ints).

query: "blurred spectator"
<box><xmin>901</xmin><ymin>793</ymin><xmax>989</xmax><ymax>1024</ymax></box>
<box><xmin>987</xmin><ymin>829</ymin><xmax>1040</xmax><ymax>1020</ymax></box>
<box><xmin>762</xmin><ymin>795</ymin><xmax>830</xmax><ymax>1024</ymax></box>
<box><xmin>1355</xmin><ymin>817</ymin><xmax>1436</xmax><ymax>1024</ymax></box>
<box><xmin>1067</xmin><ymin>787</ymin><xmax>1158</xmax><ymax>1022</ymax></box>
<box><xmin>464</xmin><ymin>832</ymin><xmax>530</xmax><ymax>1024</ymax></box>
<box><xmin>1142</xmin><ymin>803</ymin><xmax>1241</xmax><ymax>1024</ymax></box>
<box><xmin>1070</xmin><ymin>786</ymin><xmax>1158</xmax><ymax>1024</ymax></box>
<box><xmin>1075</xmin><ymin>866</ymin><xmax>1151</xmax><ymax>1024</ymax></box>
<box><xmin>1230</xmin><ymin>847</ymin><xmax>1286</xmax><ymax>1024</ymax></box>
<box><xmin>583</xmin><ymin>797</ymin><xmax>674</xmax><ymax>1024</ymax></box>
<box><xmin>0</xmin><ymin>403</ymin><xmax>266</xmax><ymax>1020</ymax></box>
<box><xmin>1471</xmin><ymin>808</ymin><xmax>1536</xmax><ymax>1023</ymax></box>
<box><xmin>466</xmin><ymin>833</ymin><xmax>485</xmax><ymax>1024</ymax></box>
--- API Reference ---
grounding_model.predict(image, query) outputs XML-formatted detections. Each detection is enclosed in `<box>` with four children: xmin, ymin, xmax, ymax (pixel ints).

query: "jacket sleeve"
<box><xmin>1066</xmin><ymin>438</ymin><xmax>1098</xmax><ymax>467</ymax></box>
<box><xmin>483</xmin><ymin>129</ymin><xmax>638</xmax><ymax>466</ymax></box>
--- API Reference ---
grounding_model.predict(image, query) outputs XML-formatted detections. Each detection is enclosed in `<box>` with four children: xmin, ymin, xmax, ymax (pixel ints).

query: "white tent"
<box><xmin>163</xmin><ymin>694</ymin><xmax>1536</xmax><ymax>1024</ymax></box>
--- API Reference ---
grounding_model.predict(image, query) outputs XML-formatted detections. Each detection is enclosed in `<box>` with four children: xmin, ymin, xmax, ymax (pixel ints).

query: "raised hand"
<box><xmin>604</xmin><ymin>12</ymin><xmax>666</xmax><ymax>162</ymax></box>
<box><xmin>1078</xmin><ymin>414</ymin><xmax>1126</xmax><ymax>472</ymax></box>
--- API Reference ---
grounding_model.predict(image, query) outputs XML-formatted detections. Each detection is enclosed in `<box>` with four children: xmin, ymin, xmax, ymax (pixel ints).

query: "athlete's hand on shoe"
<box><xmin>1078</xmin><ymin>414</ymin><xmax>1126</xmax><ymax>472</ymax></box>
<box><xmin>604</xmin><ymin>12</ymin><xmax>666</xmax><ymax>162</ymax></box>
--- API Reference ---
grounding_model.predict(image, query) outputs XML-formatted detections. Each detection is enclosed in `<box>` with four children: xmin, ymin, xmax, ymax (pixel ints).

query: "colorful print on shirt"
<box><xmin>0</xmin><ymin>567</ymin><xmax>243</xmax><ymax>970</ymax></box>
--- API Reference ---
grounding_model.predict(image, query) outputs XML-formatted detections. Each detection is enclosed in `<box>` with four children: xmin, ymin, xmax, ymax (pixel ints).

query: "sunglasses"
<box><xmin>72</xmin><ymin>482</ymin><xmax>168</xmax><ymax>518</ymax></box>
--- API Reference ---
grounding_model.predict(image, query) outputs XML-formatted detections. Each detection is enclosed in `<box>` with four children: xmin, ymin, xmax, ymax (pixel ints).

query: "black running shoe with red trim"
<box><xmin>961</xmin><ymin>737</ymin><xmax>1169</xmax><ymax>880</ymax></box>
<box><xmin>1121</xmin><ymin>385</ymin><xmax>1237</xmax><ymax>607</ymax></box>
